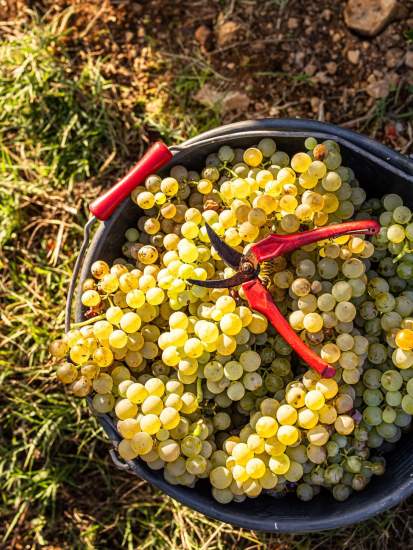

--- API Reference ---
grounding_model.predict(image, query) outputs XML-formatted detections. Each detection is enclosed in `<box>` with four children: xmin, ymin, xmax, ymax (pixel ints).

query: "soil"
<box><xmin>5</xmin><ymin>0</ymin><xmax>413</xmax><ymax>153</ymax></box>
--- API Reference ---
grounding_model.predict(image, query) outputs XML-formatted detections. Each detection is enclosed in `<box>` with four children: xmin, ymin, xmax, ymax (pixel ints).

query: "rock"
<box><xmin>405</xmin><ymin>51</ymin><xmax>413</xmax><ymax>69</ymax></box>
<box><xmin>295</xmin><ymin>51</ymin><xmax>305</xmax><ymax>67</ymax></box>
<box><xmin>321</xmin><ymin>9</ymin><xmax>332</xmax><ymax>20</ymax></box>
<box><xmin>347</xmin><ymin>49</ymin><xmax>360</xmax><ymax>64</ymax></box>
<box><xmin>344</xmin><ymin>0</ymin><xmax>399</xmax><ymax>37</ymax></box>
<box><xmin>310</xmin><ymin>97</ymin><xmax>320</xmax><ymax>113</ymax></box>
<box><xmin>366</xmin><ymin>79</ymin><xmax>390</xmax><ymax>98</ymax></box>
<box><xmin>385</xmin><ymin>48</ymin><xmax>403</xmax><ymax>68</ymax></box>
<box><xmin>195</xmin><ymin>25</ymin><xmax>211</xmax><ymax>49</ymax></box>
<box><xmin>221</xmin><ymin>91</ymin><xmax>250</xmax><ymax>113</ymax></box>
<box><xmin>314</xmin><ymin>71</ymin><xmax>330</xmax><ymax>85</ymax></box>
<box><xmin>304</xmin><ymin>63</ymin><xmax>317</xmax><ymax>76</ymax></box>
<box><xmin>194</xmin><ymin>85</ymin><xmax>249</xmax><ymax>113</ymax></box>
<box><xmin>287</xmin><ymin>17</ymin><xmax>299</xmax><ymax>30</ymax></box>
<box><xmin>216</xmin><ymin>20</ymin><xmax>240</xmax><ymax>47</ymax></box>
<box><xmin>325</xmin><ymin>62</ymin><xmax>337</xmax><ymax>75</ymax></box>
<box><xmin>194</xmin><ymin>85</ymin><xmax>222</xmax><ymax>108</ymax></box>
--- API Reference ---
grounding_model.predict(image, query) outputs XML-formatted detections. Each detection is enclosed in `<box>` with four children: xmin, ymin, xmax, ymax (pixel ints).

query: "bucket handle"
<box><xmin>90</xmin><ymin>141</ymin><xmax>172</xmax><ymax>221</ymax></box>
<box><xmin>65</xmin><ymin>141</ymin><xmax>174</xmax><ymax>332</ymax></box>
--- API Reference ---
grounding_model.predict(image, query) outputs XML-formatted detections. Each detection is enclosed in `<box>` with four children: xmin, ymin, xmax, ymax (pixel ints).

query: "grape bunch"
<box><xmin>50</xmin><ymin>136</ymin><xmax>413</xmax><ymax>504</ymax></box>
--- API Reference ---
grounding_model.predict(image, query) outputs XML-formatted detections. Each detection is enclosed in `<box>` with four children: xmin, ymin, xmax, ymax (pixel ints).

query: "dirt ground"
<box><xmin>6</xmin><ymin>0</ymin><xmax>413</xmax><ymax>151</ymax></box>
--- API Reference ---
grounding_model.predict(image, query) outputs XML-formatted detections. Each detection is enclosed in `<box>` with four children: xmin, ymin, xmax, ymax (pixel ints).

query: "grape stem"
<box><xmin>222</xmin><ymin>163</ymin><xmax>238</xmax><ymax>178</ymax></box>
<box><xmin>196</xmin><ymin>378</ymin><xmax>203</xmax><ymax>402</ymax></box>
<box><xmin>71</xmin><ymin>313</ymin><xmax>106</xmax><ymax>328</ymax></box>
<box><xmin>393</xmin><ymin>244</ymin><xmax>413</xmax><ymax>263</ymax></box>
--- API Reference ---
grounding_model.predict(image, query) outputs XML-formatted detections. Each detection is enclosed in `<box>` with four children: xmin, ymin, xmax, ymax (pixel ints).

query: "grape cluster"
<box><xmin>50</xmin><ymin>137</ymin><xmax>413</xmax><ymax>504</ymax></box>
<box><xmin>370</xmin><ymin>194</ymin><xmax>413</xmax><ymax>278</ymax></box>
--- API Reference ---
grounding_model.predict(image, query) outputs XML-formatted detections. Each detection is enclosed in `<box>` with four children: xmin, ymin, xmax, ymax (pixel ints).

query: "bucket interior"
<box><xmin>75</xmin><ymin>124</ymin><xmax>413</xmax><ymax>532</ymax></box>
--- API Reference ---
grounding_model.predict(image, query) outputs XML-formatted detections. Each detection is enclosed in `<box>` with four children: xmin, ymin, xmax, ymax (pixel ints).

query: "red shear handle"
<box><xmin>89</xmin><ymin>141</ymin><xmax>173</xmax><ymax>221</ymax></box>
<box><xmin>250</xmin><ymin>220</ymin><xmax>380</xmax><ymax>262</ymax></box>
<box><xmin>242</xmin><ymin>280</ymin><xmax>336</xmax><ymax>378</ymax></box>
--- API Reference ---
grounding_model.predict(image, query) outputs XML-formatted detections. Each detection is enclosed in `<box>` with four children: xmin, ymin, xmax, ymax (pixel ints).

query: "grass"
<box><xmin>138</xmin><ymin>48</ymin><xmax>222</xmax><ymax>141</ymax></box>
<box><xmin>360</xmin><ymin>80</ymin><xmax>413</xmax><ymax>142</ymax></box>
<box><xmin>1</xmin><ymin>8</ymin><xmax>413</xmax><ymax>550</ymax></box>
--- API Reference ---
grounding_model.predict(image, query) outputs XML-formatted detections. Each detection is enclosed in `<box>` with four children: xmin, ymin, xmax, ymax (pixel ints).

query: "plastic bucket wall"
<box><xmin>75</xmin><ymin>119</ymin><xmax>413</xmax><ymax>532</ymax></box>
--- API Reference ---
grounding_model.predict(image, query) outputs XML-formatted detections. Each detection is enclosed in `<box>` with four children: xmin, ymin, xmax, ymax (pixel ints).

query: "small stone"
<box><xmin>310</xmin><ymin>97</ymin><xmax>320</xmax><ymax>112</ymax></box>
<box><xmin>405</xmin><ymin>51</ymin><xmax>413</xmax><ymax>69</ymax></box>
<box><xmin>304</xmin><ymin>63</ymin><xmax>317</xmax><ymax>76</ymax></box>
<box><xmin>321</xmin><ymin>9</ymin><xmax>332</xmax><ymax>20</ymax></box>
<box><xmin>366</xmin><ymin>79</ymin><xmax>390</xmax><ymax>99</ymax></box>
<box><xmin>314</xmin><ymin>71</ymin><xmax>330</xmax><ymax>85</ymax></box>
<box><xmin>125</xmin><ymin>32</ymin><xmax>134</xmax><ymax>42</ymax></box>
<box><xmin>287</xmin><ymin>17</ymin><xmax>299</xmax><ymax>30</ymax></box>
<box><xmin>385</xmin><ymin>48</ymin><xmax>403</xmax><ymax>68</ymax></box>
<box><xmin>295</xmin><ymin>51</ymin><xmax>305</xmax><ymax>67</ymax></box>
<box><xmin>325</xmin><ymin>62</ymin><xmax>337</xmax><ymax>75</ymax></box>
<box><xmin>344</xmin><ymin>0</ymin><xmax>399</xmax><ymax>37</ymax></box>
<box><xmin>221</xmin><ymin>91</ymin><xmax>250</xmax><ymax>113</ymax></box>
<box><xmin>195</xmin><ymin>25</ymin><xmax>211</xmax><ymax>49</ymax></box>
<box><xmin>194</xmin><ymin>84</ymin><xmax>223</xmax><ymax>108</ymax></box>
<box><xmin>193</xmin><ymin>85</ymin><xmax>249</xmax><ymax>114</ymax></box>
<box><xmin>347</xmin><ymin>49</ymin><xmax>360</xmax><ymax>64</ymax></box>
<box><xmin>216</xmin><ymin>20</ymin><xmax>240</xmax><ymax>47</ymax></box>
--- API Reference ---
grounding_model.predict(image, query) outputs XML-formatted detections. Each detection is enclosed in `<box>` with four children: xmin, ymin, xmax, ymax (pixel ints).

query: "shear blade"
<box><xmin>204</xmin><ymin>223</ymin><xmax>243</xmax><ymax>269</ymax></box>
<box><xmin>188</xmin><ymin>271</ymin><xmax>253</xmax><ymax>289</ymax></box>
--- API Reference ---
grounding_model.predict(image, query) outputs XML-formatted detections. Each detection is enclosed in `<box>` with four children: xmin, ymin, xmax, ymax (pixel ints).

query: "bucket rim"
<box><xmin>71</xmin><ymin>118</ymin><xmax>413</xmax><ymax>533</ymax></box>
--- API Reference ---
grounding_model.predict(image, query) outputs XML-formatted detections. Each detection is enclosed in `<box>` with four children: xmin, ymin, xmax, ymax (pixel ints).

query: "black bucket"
<box><xmin>69</xmin><ymin>119</ymin><xmax>413</xmax><ymax>533</ymax></box>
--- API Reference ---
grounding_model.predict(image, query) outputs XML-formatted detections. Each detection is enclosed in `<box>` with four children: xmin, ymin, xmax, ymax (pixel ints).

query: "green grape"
<box><xmin>227</xmin><ymin>381</ymin><xmax>245</xmax><ymax>401</ymax></box>
<box><xmin>376</xmin><ymin>422</ymin><xmax>398</xmax><ymax>440</ymax></box>
<box><xmin>304</xmin><ymin>137</ymin><xmax>318</xmax><ymax>150</ymax></box>
<box><xmin>363</xmin><ymin>369</ymin><xmax>382</xmax><ymax>389</ymax></box>
<box><xmin>381</xmin><ymin>370</ymin><xmax>403</xmax><ymax>391</ymax></box>
<box><xmin>395</xmin><ymin>410</ymin><xmax>411</xmax><ymax>428</ymax></box>
<box><xmin>367</xmin><ymin>429</ymin><xmax>383</xmax><ymax>448</ymax></box>
<box><xmin>363</xmin><ymin>388</ymin><xmax>383</xmax><ymax>406</ymax></box>
<box><xmin>325</xmin><ymin>464</ymin><xmax>344</xmax><ymax>484</ymax></box>
<box><xmin>383</xmin><ymin>194</ymin><xmax>403</xmax><ymax>211</ymax></box>
<box><xmin>387</xmin><ymin>224</ymin><xmax>405</xmax><ymax>244</ymax></box>
<box><xmin>363</xmin><ymin>406</ymin><xmax>382</xmax><ymax>426</ymax></box>
<box><xmin>332</xmin><ymin>484</ymin><xmax>351</xmax><ymax>501</ymax></box>
<box><xmin>181</xmin><ymin>436</ymin><xmax>202</xmax><ymax>458</ymax></box>
<box><xmin>393</xmin><ymin>205</ymin><xmax>411</xmax><ymax>224</ymax></box>
<box><xmin>397</xmin><ymin>262</ymin><xmax>413</xmax><ymax>280</ymax></box>
<box><xmin>385</xmin><ymin>390</ymin><xmax>402</xmax><ymax>407</ymax></box>
<box><xmin>401</xmin><ymin>395</ymin><xmax>413</xmax><ymax>414</ymax></box>
<box><xmin>375</xmin><ymin>292</ymin><xmax>396</xmax><ymax>313</ymax></box>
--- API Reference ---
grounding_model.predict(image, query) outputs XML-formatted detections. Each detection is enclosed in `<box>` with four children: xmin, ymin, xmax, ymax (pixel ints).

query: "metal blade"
<box><xmin>205</xmin><ymin>223</ymin><xmax>243</xmax><ymax>269</ymax></box>
<box><xmin>187</xmin><ymin>271</ymin><xmax>253</xmax><ymax>289</ymax></box>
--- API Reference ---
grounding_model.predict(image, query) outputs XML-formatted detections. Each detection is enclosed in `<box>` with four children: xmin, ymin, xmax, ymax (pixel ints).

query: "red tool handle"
<box><xmin>89</xmin><ymin>141</ymin><xmax>173</xmax><ymax>221</ymax></box>
<box><xmin>242</xmin><ymin>279</ymin><xmax>336</xmax><ymax>378</ymax></box>
<box><xmin>250</xmin><ymin>220</ymin><xmax>380</xmax><ymax>262</ymax></box>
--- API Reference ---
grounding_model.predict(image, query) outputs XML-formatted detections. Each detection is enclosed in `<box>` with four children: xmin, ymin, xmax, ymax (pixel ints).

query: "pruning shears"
<box><xmin>188</xmin><ymin>220</ymin><xmax>380</xmax><ymax>378</ymax></box>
